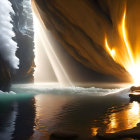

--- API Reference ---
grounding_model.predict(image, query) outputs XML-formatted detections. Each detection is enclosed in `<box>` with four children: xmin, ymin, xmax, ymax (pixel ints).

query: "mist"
<box><xmin>0</xmin><ymin>0</ymin><xmax>19</xmax><ymax>69</ymax></box>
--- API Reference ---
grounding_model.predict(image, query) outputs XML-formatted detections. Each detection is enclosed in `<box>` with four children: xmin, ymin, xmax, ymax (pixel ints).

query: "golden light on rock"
<box><xmin>105</xmin><ymin>9</ymin><xmax>140</xmax><ymax>85</ymax></box>
<box><xmin>105</xmin><ymin>37</ymin><xmax>116</xmax><ymax>60</ymax></box>
<box><xmin>121</xmin><ymin>11</ymin><xmax>134</xmax><ymax>64</ymax></box>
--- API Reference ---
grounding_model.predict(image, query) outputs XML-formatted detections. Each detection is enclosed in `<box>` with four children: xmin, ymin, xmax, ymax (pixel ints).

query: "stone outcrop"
<box><xmin>32</xmin><ymin>0</ymin><xmax>132</xmax><ymax>82</ymax></box>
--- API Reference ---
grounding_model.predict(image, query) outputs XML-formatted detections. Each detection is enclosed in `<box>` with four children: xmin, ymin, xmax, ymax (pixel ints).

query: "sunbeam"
<box><xmin>33</xmin><ymin>12</ymin><xmax>73</xmax><ymax>86</ymax></box>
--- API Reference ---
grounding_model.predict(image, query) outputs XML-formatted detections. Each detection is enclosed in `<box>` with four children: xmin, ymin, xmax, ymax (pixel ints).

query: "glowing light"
<box><xmin>128</xmin><ymin>64</ymin><xmax>140</xmax><ymax>85</ymax></box>
<box><xmin>32</xmin><ymin>4</ymin><xmax>73</xmax><ymax>86</ymax></box>
<box><xmin>122</xmin><ymin>11</ymin><xmax>134</xmax><ymax>64</ymax></box>
<box><xmin>105</xmin><ymin>37</ymin><xmax>115</xmax><ymax>59</ymax></box>
<box><xmin>91</xmin><ymin>128</ymin><xmax>98</xmax><ymax>136</ymax></box>
<box><xmin>105</xmin><ymin>101</ymin><xmax>140</xmax><ymax>133</ymax></box>
<box><xmin>130</xmin><ymin>101</ymin><xmax>140</xmax><ymax>116</ymax></box>
<box><xmin>110</xmin><ymin>114</ymin><xmax>117</xmax><ymax>130</ymax></box>
<box><xmin>105</xmin><ymin>9</ymin><xmax>140</xmax><ymax>85</ymax></box>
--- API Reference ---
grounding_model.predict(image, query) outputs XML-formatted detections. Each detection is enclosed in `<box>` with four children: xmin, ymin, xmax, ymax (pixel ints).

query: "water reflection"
<box><xmin>12</xmin><ymin>97</ymin><xmax>35</xmax><ymax>140</ymax></box>
<box><xmin>31</xmin><ymin>94</ymin><xmax>74</xmax><ymax>139</ymax></box>
<box><xmin>1</xmin><ymin>92</ymin><xmax>140</xmax><ymax>140</ymax></box>
<box><xmin>91</xmin><ymin>127</ymin><xmax>98</xmax><ymax>136</ymax></box>
<box><xmin>91</xmin><ymin>101</ymin><xmax>140</xmax><ymax>138</ymax></box>
<box><xmin>0</xmin><ymin>95</ymin><xmax>35</xmax><ymax>140</ymax></box>
<box><xmin>32</xmin><ymin>94</ymin><xmax>131</xmax><ymax>140</ymax></box>
<box><xmin>105</xmin><ymin>101</ymin><xmax>140</xmax><ymax>134</ymax></box>
<box><xmin>0</xmin><ymin>100</ymin><xmax>17</xmax><ymax>140</ymax></box>
<box><xmin>32</xmin><ymin>94</ymin><xmax>140</xmax><ymax>139</ymax></box>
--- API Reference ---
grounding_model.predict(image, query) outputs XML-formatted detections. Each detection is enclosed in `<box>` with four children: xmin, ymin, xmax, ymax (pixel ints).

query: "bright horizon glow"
<box><xmin>105</xmin><ymin>9</ymin><xmax>140</xmax><ymax>85</ymax></box>
<box><xmin>128</xmin><ymin>64</ymin><xmax>140</xmax><ymax>86</ymax></box>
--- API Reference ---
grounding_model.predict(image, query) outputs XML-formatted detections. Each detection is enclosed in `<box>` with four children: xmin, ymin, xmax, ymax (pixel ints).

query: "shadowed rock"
<box><xmin>0</xmin><ymin>55</ymin><xmax>11</xmax><ymax>92</ymax></box>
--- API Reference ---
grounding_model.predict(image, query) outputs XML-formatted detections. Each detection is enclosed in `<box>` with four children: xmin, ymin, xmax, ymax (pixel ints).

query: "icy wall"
<box><xmin>10</xmin><ymin>0</ymin><xmax>35</xmax><ymax>83</ymax></box>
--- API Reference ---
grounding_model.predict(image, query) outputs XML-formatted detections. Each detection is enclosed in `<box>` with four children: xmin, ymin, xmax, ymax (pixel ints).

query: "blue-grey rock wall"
<box><xmin>10</xmin><ymin>0</ymin><xmax>35</xmax><ymax>83</ymax></box>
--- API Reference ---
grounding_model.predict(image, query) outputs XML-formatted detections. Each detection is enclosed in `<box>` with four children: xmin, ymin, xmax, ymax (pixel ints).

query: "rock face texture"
<box><xmin>0</xmin><ymin>0</ymin><xmax>34</xmax><ymax>91</ymax></box>
<box><xmin>32</xmin><ymin>0</ymin><xmax>135</xmax><ymax>82</ymax></box>
<box><xmin>10</xmin><ymin>0</ymin><xmax>35</xmax><ymax>83</ymax></box>
<box><xmin>0</xmin><ymin>56</ymin><xmax>11</xmax><ymax>92</ymax></box>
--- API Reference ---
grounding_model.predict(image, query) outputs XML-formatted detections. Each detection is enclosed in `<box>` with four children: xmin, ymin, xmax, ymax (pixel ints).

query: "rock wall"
<box><xmin>0</xmin><ymin>0</ymin><xmax>34</xmax><ymax>91</ymax></box>
<box><xmin>32</xmin><ymin>0</ymin><xmax>132</xmax><ymax>82</ymax></box>
<box><xmin>10</xmin><ymin>0</ymin><xmax>35</xmax><ymax>83</ymax></box>
<box><xmin>0</xmin><ymin>55</ymin><xmax>11</xmax><ymax>92</ymax></box>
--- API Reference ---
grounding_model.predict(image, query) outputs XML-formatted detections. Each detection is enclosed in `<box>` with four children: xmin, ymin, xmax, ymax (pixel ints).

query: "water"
<box><xmin>0</xmin><ymin>83</ymin><xmax>138</xmax><ymax>140</ymax></box>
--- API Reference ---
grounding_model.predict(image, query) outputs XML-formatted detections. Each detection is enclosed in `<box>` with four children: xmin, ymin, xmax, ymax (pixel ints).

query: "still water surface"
<box><xmin>0</xmin><ymin>83</ymin><xmax>139</xmax><ymax>140</ymax></box>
